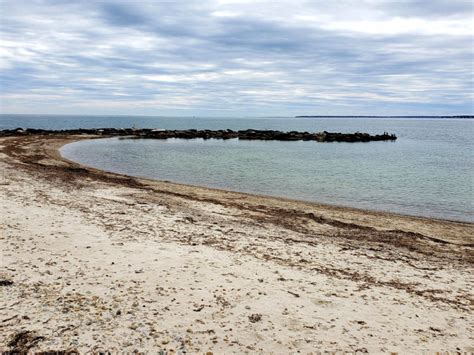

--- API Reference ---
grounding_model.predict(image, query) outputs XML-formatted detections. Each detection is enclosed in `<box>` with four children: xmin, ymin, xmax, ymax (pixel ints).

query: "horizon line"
<box><xmin>1</xmin><ymin>113</ymin><xmax>473</xmax><ymax>119</ymax></box>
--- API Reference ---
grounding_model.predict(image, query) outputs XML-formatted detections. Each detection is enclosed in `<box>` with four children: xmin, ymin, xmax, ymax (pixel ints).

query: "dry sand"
<box><xmin>0</xmin><ymin>135</ymin><xmax>473</xmax><ymax>353</ymax></box>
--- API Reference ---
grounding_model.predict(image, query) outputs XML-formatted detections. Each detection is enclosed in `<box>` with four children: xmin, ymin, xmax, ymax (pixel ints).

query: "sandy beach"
<box><xmin>1</xmin><ymin>134</ymin><xmax>473</xmax><ymax>353</ymax></box>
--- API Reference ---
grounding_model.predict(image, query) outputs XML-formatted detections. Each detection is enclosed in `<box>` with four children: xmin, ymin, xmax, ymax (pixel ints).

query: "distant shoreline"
<box><xmin>295</xmin><ymin>115</ymin><xmax>474</xmax><ymax>119</ymax></box>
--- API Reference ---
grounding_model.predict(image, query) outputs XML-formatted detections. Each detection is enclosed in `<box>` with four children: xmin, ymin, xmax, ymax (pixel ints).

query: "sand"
<box><xmin>0</xmin><ymin>135</ymin><xmax>473</xmax><ymax>353</ymax></box>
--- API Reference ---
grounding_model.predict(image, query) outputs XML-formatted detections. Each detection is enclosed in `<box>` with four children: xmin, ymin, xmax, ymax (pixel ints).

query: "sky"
<box><xmin>0</xmin><ymin>0</ymin><xmax>473</xmax><ymax>116</ymax></box>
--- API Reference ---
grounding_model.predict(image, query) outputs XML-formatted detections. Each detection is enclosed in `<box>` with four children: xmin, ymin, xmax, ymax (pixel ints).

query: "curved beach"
<box><xmin>1</xmin><ymin>134</ymin><xmax>473</xmax><ymax>352</ymax></box>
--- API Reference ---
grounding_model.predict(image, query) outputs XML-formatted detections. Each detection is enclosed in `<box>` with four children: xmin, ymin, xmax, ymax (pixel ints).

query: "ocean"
<box><xmin>1</xmin><ymin>114</ymin><xmax>472</xmax><ymax>222</ymax></box>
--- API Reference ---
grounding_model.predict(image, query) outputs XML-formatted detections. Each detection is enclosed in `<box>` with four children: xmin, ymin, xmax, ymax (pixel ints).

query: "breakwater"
<box><xmin>0</xmin><ymin>128</ymin><xmax>397</xmax><ymax>142</ymax></box>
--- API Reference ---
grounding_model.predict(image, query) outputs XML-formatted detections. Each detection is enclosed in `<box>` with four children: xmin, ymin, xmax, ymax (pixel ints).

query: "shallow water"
<box><xmin>1</xmin><ymin>114</ymin><xmax>472</xmax><ymax>221</ymax></box>
<box><xmin>22</xmin><ymin>115</ymin><xmax>466</xmax><ymax>222</ymax></box>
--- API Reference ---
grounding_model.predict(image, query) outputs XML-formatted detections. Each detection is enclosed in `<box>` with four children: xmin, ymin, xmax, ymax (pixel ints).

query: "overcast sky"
<box><xmin>0</xmin><ymin>0</ymin><xmax>473</xmax><ymax>116</ymax></box>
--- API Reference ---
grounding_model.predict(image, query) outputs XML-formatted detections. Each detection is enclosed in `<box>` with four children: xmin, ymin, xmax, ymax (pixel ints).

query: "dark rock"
<box><xmin>0</xmin><ymin>279</ymin><xmax>13</xmax><ymax>286</ymax></box>
<box><xmin>0</xmin><ymin>127</ymin><xmax>397</xmax><ymax>142</ymax></box>
<box><xmin>7</xmin><ymin>331</ymin><xmax>45</xmax><ymax>353</ymax></box>
<box><xmin>248</xmin><ymin>313</ymin><xmax>262</xmax><ymax>323</ymax></box>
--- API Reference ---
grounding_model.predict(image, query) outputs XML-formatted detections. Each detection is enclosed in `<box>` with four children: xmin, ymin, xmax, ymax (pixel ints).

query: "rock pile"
<box><xmin>0</xmin><ymin>128</ymin><xmax>397</xmax><ymax>142</ymax></box>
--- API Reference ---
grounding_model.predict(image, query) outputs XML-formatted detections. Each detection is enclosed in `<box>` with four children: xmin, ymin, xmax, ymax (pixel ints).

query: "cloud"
<box><xmin>373</xmin><ymin>0</ymin><xmax>473</xmax><ymax>18</ymax></box>
<box><xmin>0</xmin><ymin>0</ymin><xmax>472</xmax><ymax>116</ymax></box>
<box><xmin>100</xmin><ymin>3</ymin><xmax>147</xmax><ymax>27</ymax></box>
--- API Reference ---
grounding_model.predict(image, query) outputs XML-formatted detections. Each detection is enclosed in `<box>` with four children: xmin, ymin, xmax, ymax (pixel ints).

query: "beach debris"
<box><xmin>7</xmin><ymin>331</ymin><xmax>45</xmax><ymax>352</ymax></box>
<box><xmin>248</xmin><ymin>313</ymin><xmax>262</xmax><ymax>323</ymax></box>
<box><xmin>182</xmin><ymin>216</ymin><xmax>196</xmax><ymax>223</ymax></box>
<box><xmin>0</xmin><ymin>279</ymin><xmax>14</xmax><ymax>286</ymax></box>
<box><xmin>2</xmin><ymin>315</ymin><xmax>18</xmax><ymax>323</ymax></box>
<box><xmin>288</xmin><ymin>290</ymin><xmax>300</xmax><ymax>298</ymax></box>
<box><xmin>215</xmin><ymin>295</ymin><xmax>231</xmax><ymax>308</ymax></box>
<box><xmin>193</xmin><ymin>304</ymin><xmax>205</xmax><ymax>312</ymax></box>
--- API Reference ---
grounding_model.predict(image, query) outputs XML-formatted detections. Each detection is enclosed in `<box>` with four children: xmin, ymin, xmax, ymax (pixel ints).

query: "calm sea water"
<box><xmin>1</xmin><ymin>114</ymin><xmax>473</xmax><ymax>222</ymax></box>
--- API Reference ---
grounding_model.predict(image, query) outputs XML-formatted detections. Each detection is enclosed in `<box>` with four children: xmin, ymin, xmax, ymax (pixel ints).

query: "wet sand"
<box><xmin>1</xmin><ymin>135</ymin><xmax>473</xmax><ymax>353</ymax></box>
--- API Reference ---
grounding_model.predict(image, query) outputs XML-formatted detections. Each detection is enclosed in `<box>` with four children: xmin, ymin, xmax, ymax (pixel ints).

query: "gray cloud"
<box><xmin>374</xmin><ymin>0</ymin><xmax>473</xmax><ymax>18</ymax></box>
<box><xmin>0</xmin><ymin>0</ymin><xmax>472</xmax><ymax>115</ymax></box>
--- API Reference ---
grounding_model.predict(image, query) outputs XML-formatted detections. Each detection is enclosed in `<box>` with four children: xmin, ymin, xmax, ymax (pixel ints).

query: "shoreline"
<box><xmin>61</xmin><ymin>136</ymin><xmax>472</xmax><ymax>225</ymax></box>
<box><xmin>63</xmin><ymin>136</ymin><xmax>474</xmax><ymax>226</ymax></box>
<box><xmin>1</xmin><ymin>134</ymin><xmax>473</xmax><ymax>352</ymax></box>
<box><xmin>41</xmin><ymin>135</ymin><xmax>474</xmax><ymax>244</ymax></box>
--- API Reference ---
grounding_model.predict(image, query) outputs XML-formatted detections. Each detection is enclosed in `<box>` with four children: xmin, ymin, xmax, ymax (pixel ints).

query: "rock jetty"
<box><xmin>0</xmin><ymin>128</ymin><xmax>397</xmax><ymax>142</ymax></box>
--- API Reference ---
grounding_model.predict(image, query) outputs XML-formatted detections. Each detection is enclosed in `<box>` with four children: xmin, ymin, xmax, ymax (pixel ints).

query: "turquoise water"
<box><xmin>1</xmin><ymin>115</ymin><xmax>472</xmax><ymax>221</ymax></box>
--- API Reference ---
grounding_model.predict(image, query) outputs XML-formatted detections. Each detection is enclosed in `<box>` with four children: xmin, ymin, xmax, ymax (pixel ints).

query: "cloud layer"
<box><xmin>0</xmin><ymin>0</ymin><xmax>473</xmax><ymax>116</ymax></box>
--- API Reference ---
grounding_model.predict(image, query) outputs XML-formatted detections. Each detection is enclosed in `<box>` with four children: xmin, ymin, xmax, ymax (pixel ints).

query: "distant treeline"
<box><xmin>295</xmin><ymin>115</ymin><xmax>474</xmax><ymax>118</ymax></box>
